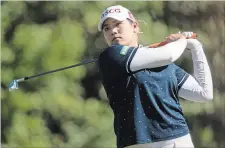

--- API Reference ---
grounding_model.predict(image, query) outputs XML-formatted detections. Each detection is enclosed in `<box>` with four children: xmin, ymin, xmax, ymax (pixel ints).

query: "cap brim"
<box><xmin>98</xmin><ymin>15</ymin><xmax>125</xmax><ymax>31</ymax></box>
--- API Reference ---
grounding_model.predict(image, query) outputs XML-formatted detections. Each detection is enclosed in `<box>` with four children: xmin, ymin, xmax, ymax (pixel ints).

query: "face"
<box><xmin>102</xmin><ymin>18</ymin><xmax>138</xmax><ymax>47</ymax></box>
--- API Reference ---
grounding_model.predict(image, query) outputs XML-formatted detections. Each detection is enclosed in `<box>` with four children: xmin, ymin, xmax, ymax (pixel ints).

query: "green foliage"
<box><xmin>1</xmin><ymin>1</ymin><xmax>224</xmax><ymax>148</ymax></box>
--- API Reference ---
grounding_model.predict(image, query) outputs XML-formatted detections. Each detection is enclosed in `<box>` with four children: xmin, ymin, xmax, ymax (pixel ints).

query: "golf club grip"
<box><xmin>148</xmin><ymin>33</ymin><xmax>197</xmax><ymax>48</ymax></box>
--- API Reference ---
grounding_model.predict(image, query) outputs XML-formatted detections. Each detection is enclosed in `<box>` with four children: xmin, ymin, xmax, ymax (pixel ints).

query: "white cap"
<box><xmin>98</xmin><ymin>5</ymin><xmax>135</xmax><ymax>31</ymax></box>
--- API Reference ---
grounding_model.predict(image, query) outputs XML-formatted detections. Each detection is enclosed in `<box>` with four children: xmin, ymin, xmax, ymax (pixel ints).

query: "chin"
<box><xmin>112</xmin><ymin>41</ymin><xmax>127</xmax><ymax>46</ymax></box>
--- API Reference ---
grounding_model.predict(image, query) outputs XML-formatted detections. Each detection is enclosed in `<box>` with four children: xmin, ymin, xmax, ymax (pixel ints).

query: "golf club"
<box><xmin>8</xmin><ymin>59</ymin><xmax>98</xmax><ymax>91</ymax></box>
<box><xmin>8</xmin><ymin>33</ymin><xmax>197</xmax><ymax>91</ymax></box>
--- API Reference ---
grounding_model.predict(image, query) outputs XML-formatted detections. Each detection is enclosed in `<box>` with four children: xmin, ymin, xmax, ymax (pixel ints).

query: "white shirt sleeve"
<box><xmin>130</xmin><ymin>38</ymin><xmax>187</xmax><ymax>72</ymax></box>
<box><xmin>178</xmin><ymin>39</ymin><xmax>213</xmax><ymax>102</ymax></box>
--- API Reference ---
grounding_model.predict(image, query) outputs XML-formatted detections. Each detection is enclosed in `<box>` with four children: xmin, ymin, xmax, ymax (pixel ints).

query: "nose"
<box><xmin>111</xmin><ymin>27</ymin><xmax>118</xmax><ymax>35</ymax></box>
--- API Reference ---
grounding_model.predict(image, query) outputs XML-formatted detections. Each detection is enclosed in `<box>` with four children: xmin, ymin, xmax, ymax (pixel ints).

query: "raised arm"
<box><xmin>130</xmin><ymin>34</ymin><xmax>187</xmax><ymax>72</ymax></box>
<box><xmin>178</xmin><ymin>39</ymin><xmax>213</xmax><ymax>102</ymax></box>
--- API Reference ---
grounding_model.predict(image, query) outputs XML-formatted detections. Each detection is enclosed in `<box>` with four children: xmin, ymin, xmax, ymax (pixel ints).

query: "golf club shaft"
<box><xmin>22</xmin><ymin>59</ymin><xmax>98</xmax><ymax>81</ymax></box>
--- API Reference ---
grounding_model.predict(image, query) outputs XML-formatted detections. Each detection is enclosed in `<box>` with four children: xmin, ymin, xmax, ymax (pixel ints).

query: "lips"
<box><xmin>112</xmin><ymin>37</ymin><xmax>121</xmax><ymax>41</ymax></box>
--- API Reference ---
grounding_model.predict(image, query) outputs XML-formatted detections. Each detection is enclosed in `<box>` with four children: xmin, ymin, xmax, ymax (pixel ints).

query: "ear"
<box><xmin>133</xmin><ymin>22</ymin><xmax>139</xmax><ymax>33</ymax></box>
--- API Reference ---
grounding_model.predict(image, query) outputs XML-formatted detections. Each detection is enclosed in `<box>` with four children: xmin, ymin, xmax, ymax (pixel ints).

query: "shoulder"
<box><xmin>167</xmin><ymin>64</ymin><xmax>187</xmax><ymax>75</ymax></box>
<box><xmin>98</xmin><ymin>45</ymin><xmax>120</xmax><ymax>58</ymax></box>
<box><xmin>98</xmin><ymin>45</ymin><xmax>122</xmax><ymax>66</ymax></box>
<box><xmin>99</xmin><ymin>44</ymin><xmax>137</xmax><ymax>60</ymax></box>
<box><xmin>98</xmin><ymin>46</ymin><xmax>112</xmax><ymax>63</ymax></box>
<box><xmin>169</xmin><ymin>63</ymin><xmax>182</xmax><ymax>69</ymax></box>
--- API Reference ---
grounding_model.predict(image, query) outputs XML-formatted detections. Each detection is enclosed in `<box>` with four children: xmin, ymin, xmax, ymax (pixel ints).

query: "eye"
<box><xmin>116</xmin><ymin>22</ymin><xmax>122</xmax><ymax>27</ymax></box>
<box><xmin>103</xmin><ymin>27</ymin><xmax>109</xmax><ymax>32</ymax></box>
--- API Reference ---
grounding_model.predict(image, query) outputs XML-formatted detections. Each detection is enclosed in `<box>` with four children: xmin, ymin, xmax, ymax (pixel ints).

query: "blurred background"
<box><xmin>1</xmin><ymin>1</ymin><xmax>225</xmax><ymax>148</ymax></box>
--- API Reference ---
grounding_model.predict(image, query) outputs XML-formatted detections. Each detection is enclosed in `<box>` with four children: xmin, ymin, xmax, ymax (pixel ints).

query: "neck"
<box><xmin>110</xmin><ymin>42</ymin><xmax>139</xmax><ymax>47</ymax></box>
<box><xmin>126</xmin><ymin>37</ymin><xmax>139</xmax><ymax>47</ymax></box>
<box><xmin>130</xmin><ymin>42</ymin><xmax>139</xmax><ymax>47</ymax></box>
<box><xmin>130</xmin><ymin>36</ymin><xmax>139</xmax><ymax>47</ymax></box>
<box><xmin>128</xmin><ymin>40</ymin><xmax>139</xmax><ymax>47</ymax></box>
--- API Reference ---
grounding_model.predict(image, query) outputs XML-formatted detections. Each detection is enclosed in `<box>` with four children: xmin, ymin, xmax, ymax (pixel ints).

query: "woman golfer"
<box><xmin>97</xmin><ymin>5</ymin><xmax>213</xmax><ymax>148</ymax></box>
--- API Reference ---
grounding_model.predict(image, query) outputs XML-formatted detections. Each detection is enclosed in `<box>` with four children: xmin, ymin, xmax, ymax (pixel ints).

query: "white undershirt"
<box><xmin>130</xmin><ymin>38</ymin><xmax>187</xmax><ymax>71</ymax></box>
<box><xmin>178</xmin><ymin>39</ymin><xmax>213</xmax><ymax>102</ymax></box>
<box><xmin>129</xmin><ymin>39</ymin><xmax>213</xmax><ymax>102</ymax></box>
